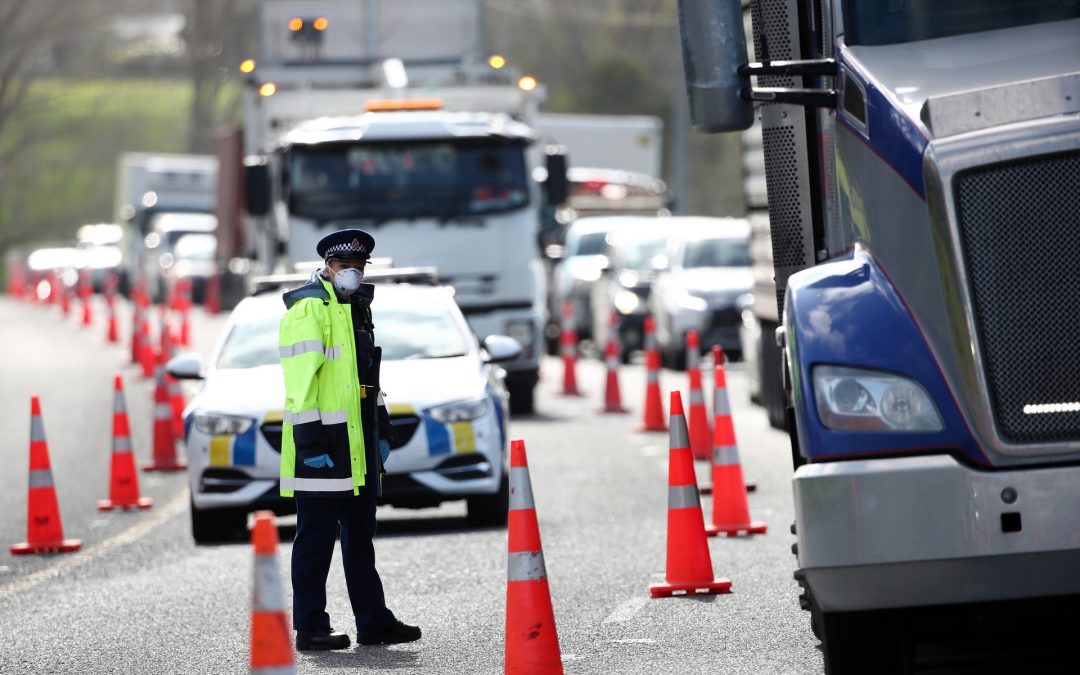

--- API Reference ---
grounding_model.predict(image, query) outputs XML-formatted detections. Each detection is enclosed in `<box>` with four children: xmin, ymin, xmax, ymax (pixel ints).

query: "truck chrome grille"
<box><xmin>956</xmin><ymin>151</ymin><xmax>1080</xmax><ymax>443</ymax></box>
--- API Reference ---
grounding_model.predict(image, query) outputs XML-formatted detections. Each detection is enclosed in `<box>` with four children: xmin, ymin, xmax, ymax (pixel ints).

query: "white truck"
<box><xmin>235</xmin><ymin>0</ymin><xmax>566</xmax><ymax>413</ymax></box>
<box><xmin>114</xmin><ymin>152</ymin><xmax>218</xmax><ymax>295</ymax></box>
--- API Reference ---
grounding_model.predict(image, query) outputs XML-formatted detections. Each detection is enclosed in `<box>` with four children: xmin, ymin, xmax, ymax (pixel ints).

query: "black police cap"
<box><xmin>317</xmin><ymin>229</ymin><xmax>375</xmax><ymax>261</ymax></box>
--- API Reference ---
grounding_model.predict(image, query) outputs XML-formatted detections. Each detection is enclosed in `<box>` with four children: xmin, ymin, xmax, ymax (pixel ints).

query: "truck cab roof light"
<box><xmin>288</xmin><ymin>17</ymin><xmax>303</xmax><ymax>31</ymax></box>
<box><xmin>364</xmin><ymin>98</ymin><xmax>444</xmax><ymax>112</ymax></box>
<box><xmin>488</xmin><ymin>54</ymin><xmax>507</xmax><ymax>69</ymax></box>
<box><xmin>313</xmin><ymin>17</ymin><xmax>328</xmax><ymax>31</ymax></box>
<box><xmin>517</xmin><ymin>76</ymin><xmax>538</xmax><ymax>92</ymax></box>
<box><xmin>259</xmin><ymin>83</ymin><xmax>277</xmax><ymax>97</ymax></box>
<box><xmin>239</xmin><ymin>59</ymin><xmax>256</xmax><ymax>74</ymax></box>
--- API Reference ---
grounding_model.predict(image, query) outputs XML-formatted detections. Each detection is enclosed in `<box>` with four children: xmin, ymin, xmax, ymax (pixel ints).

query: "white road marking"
<box><xmin>603</xmin><ymin>596</ymin><xmax>649</xmax><ymax>624</ymax></box>
<box><xmin>609</xmin><ymin>639</ymin><xmax>655</xmax><ymax>644</ymax></box>
<box><xmin>0</xmin><ymin>489</ymin><xmax>188</xmax><ymax>596</ymax></box>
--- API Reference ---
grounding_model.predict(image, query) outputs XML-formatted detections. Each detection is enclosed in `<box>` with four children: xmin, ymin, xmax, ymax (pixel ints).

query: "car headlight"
<box><xmin>194</xmin><ymin>412</ymin><xmax>255</xmax><ymax>436</ymax></box>
<box><xmin>613</xmin><ymin>289</ymin><xmax>640</xmax><ymax>314</ymax></box>
<box><xmin>814</xmin><ymin>366</ymin><xmax>943</xmax><ymax>432</ymax></box>
<box><xmin>427</xmin><ymin>397</ymin><xmax>491</xmax><ymax>423</ymax></box>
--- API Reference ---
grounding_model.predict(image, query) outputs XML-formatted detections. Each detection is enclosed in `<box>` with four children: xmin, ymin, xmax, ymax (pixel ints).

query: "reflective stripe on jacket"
<box><xmin>278</xmin><ymin>276</ymin><xmax>367</xmax><ymax>497</ymax></box>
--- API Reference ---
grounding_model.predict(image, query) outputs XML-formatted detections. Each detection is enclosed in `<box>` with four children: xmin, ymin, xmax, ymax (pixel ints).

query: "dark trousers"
<box><xmin>292</xmin><ymin>488</ymin><xmax>393</xmax><ymax>633</ymax></box>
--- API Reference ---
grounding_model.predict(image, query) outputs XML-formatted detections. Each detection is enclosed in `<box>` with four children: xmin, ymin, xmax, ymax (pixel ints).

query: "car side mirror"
<box><xmin>543</xmin><ymin>147</ymin><xmax>569</xmax><ymax>206</ymax></box>
<box><xmin>482</xmin><ymin>335</ymin><xmax>523</xmax><ymax>363</ymax></box>
<box><xmin>244</xmin><ymin>156</ymin><xmax>271</xmax><ymax>217</ymax></box>
<box><xmin>167</xmin><ymin>352</ymin><xmax>205</xmax><ymax>380</ymax></box>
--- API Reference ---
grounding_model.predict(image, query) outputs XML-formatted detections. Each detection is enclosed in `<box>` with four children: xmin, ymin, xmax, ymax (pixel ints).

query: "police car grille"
<box><xmin>955</xmin><ymin>150</ymin><xmax>1080</xmax><ymax>444</ymax></box>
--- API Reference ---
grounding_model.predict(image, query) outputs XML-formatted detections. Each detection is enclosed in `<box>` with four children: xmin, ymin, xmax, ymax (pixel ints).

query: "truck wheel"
<box><xmin>466</xmin><ymin>473</ymin><xmax>509</xmax><ymax>527</ymax></box>
<box><xmin>190</xmin><ymin>498</ymin><xmax>248</xmax><ymax>544</ymax></box>
<box><xmin>820</xmin><ymin>610</ymin><xmax>904</xmax><ymax>675</ymax></box>
<box><xmin>507</xmin><ymin>380</ymin><xmax>535</xmax><ymax>415</ymax></box>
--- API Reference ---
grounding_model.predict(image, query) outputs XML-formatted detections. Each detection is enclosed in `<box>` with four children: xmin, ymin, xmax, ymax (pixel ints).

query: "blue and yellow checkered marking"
<box><xmin>207</xmin><ymin>415</ymin><xmax>268</xmax><ymax>467</ymax></box>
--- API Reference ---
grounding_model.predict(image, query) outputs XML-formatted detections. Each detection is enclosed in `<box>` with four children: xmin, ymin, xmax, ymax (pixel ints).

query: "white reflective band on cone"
<box><xmin>30</xmin><ymin>415</ymin><xmax>45</xmax><ymax>442</ymax></box>
<box><xmin>252</xmin><ymin>555</ymin><xmax>287</xmax><ymax>612</ymax></box>
<box><xmin>714</xmin><ymin>444</ymin><xmax>740</xmax><ymax>466</ymax></box>
<box><xmin>668</xmin><ymin>484</ymin><xmax>700</xmax><ymax>509</ymax></box>
<box><xmin>646</xmin><ymin>370</ymin><xmax>658</xmax><ymax>383</ymax></box>
<box><xmin>561</xmin><ymin>344</ymin><xmax>575</xmax><ymax>358</ymax></box>
<box><xmin>689</xmin><ymin>390</ymin><xmax>704</xmax><ymax>405</ymax></box>
<box><xmin>507</xmin><ymin>550</ymin><xmax>547</xmax><ymax>581</ymax></box>
<box><xmin>280</xmin><ymin>476</ymin><xmax>355</xmax><ymax>492</ymax></box>
<box><xmin>113</xmin><ymin>436</ymin><xmax>133</xmax><ymax>453</ymax></box>
<box><xmin>509</xmin><ymin>467</ymin><xmax>535</xmax><ymax>510</ymax></box>
<box><xmin>606</xmin><ymin>356</ymin><xmax>620</xmax><ymax>370</ymax></box>
<box><xmin>28</xmin><ymin>469</ymin><xmax>54</xmax><ymax>488</ymax></box>
<box><xmin>253</xmin><ymin>666</ymin><xmax>297</xmax><ymax>675</ymax></box>
<box><xmin>687</xmin><ymin>348</ymin><xmax>700</xmax><ymax>368</ymax></box>
<box><xmin>285</xmin><ymin>409</ymin><xmax>320</xmax><ymax>425</ymax></box>
<box><xmin>669</xmin><ymin>417</ymin><xmax>689</xmax><ymax>449</ymax></box>
<box><xmin>714</xmin><ymin>391</ymin><xmax>731</xmax><ymax>416</ymax></box>
<box><xmin>154</xmin><ymin>404</ymin><xmax>172</xmax><ymax>418</ymax></box>
<box><xmin>113</xmin><ymin>391</ymin><xmax>126</xmax><ymax>412</ymax></box>
<box><xmin>279</xmin><ymin>340</ymin><xmax>324</xmax><ymax>359</ymax></box>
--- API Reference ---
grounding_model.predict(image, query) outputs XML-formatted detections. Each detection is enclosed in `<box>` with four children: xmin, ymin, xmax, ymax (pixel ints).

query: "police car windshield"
<box><xmin>844</xmin><ymin>0</ymin><xmax>1080</xmax><ymax>45</ymax></box>
<box><xmin>287</xmin><ymin>140</ymin><xmax>530</xmax><ymax>222</ymax></box>
<box><xmin>216</xmin><ymin>302</ymin><xmax>469</xmax><ymax>369</ymax></box>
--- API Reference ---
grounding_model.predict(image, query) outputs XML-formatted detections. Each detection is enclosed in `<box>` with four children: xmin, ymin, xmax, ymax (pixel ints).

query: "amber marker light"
<box><xmin>259</xmin><ymin>82</ymin><xmax>277</xmax><ymax>97</ymax></box>
<box><xmin>517</xmin><ymin>76</ymin><xmax>538</xmax><ymax>92</ymax></box>
<box><xmin>288</xmin><ymin>17</ymin><xmax>303</xmax><ymax>31</ymax></box>
<box><xmin>313</xmin><ymin>17</ymin><xmax>329</xmax><ymax>31</ymax></box>
<box><xmin>239</xmin><ymin>59</ymin><xmax>256</xmax><ymax>74</ymax></box>
<box><xmin>488</xmin><ymin>54</ymin><xmax>507</xmax><ymax>69</ymax></box>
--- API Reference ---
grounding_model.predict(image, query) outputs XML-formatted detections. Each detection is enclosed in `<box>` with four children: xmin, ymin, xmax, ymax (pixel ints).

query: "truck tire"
<box><xmin>507</xmin><ymin>380</ymin><xmax>535</xmax><ymax>415</ymax></box>
<box><xmin>820</xmin><ymin>610</ymin><xmax>904</xmax><ymax>675</ymax></box>
<box><xmin>191</xmin><ymin>498</ymin><xmax>248</xmax><ymax>544</ymax></box>
<box><xmin>466</xmin><ymin>473</ymin><xmax>509</xmax><ymax>527</ymax></box>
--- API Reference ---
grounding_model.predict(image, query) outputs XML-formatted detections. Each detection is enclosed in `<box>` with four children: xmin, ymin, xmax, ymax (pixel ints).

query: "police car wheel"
<box><xmin>465</xmin><ymin>473</ymin><xmax>509</xmax><ymax>527</ymax></box>
<box><xmin>190</xmin><ymin>498</ymin><xmax>248</xmax><ymax>544</ymax></box>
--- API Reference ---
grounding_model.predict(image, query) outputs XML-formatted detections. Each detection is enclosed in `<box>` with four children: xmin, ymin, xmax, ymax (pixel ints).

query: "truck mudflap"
<box><xmin>794</xmin><ymin>454</ymin><xmax>1080</xmax><ymax>612</ymax></box>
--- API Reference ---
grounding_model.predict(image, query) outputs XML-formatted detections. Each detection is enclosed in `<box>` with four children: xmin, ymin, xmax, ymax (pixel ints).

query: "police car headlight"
<box><xmin>427</xmin><ymin>397</ymin><xmax>491</xmax><ymax>423</ymax></box>
<box><xmin>814</xmin><ymin>366</ymin><xmax>943</xmax><ymax>432</ymax></box>
<box><xmin>194</xmin><ymin>412</ymin><xmax>255</xmax><ymax>436</ymax></box>
<box><xmin>613</xmin><ymin>289</ymin><xmax>640</xmax><ymax>314</ymax></box>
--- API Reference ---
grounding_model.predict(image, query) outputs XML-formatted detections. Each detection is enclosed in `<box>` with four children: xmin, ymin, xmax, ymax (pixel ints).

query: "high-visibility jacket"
<box><xmin>278</xmin><ymin>275</ymin><xmax>371</xmax><ymax>497</ymax></box>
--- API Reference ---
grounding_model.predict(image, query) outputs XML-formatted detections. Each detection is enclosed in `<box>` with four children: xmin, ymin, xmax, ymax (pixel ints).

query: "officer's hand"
<box><xmin>378</xmin><ymin>439</ymin><xmax>390</xmax><ymax>464</ymax></box>
<box><xmin>302</xmin><ymin>453</ymin><xmax>335</xmax><ymax>469</ymax></box>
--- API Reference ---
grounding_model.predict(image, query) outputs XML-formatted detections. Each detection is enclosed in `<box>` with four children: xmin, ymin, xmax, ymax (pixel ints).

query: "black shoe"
<box><xmin>296</xmin><ymin>628</ymin><xmax>351</xmax><ymax>651</ymax></box>
<box><xmin>357</xmin><ymin>618</ymin><xmax>422</xmax><ymax>645</ymax></box>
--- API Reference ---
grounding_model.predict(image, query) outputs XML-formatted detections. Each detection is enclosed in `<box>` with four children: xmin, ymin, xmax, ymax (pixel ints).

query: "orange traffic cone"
<box><xmin>505</xmin><ymin>439</ymin><xmax>563</xmax><ymax>675</ymax></box>
<box><xmin>250</xmin><ymin>512</ymin><xmax>297</xmax><ymax>675</ymax></box>
<box><xmin>637</xmin><ymin>316</ymin><xmax>666</xmax><ymax>432</ymax></box>
<box><xmin>106</xmin><ymin>295</ymin><xmax>119</xmax><ymax>344</ymax></box>
<box><xmin>685</xmin><ymin>330</ymin><xmax>711</xmax><ymax>461</ymax></box>
<box><xmin>138</xmin><ymin>311</ymin><xmax>156</xmax><ymax>379</ymax></box>
<box><xmin>205</xmin><ymin>271</ymin><xmax>221</xmax><ymax>314</ymax></box>
<box><xmin>649</xmin><ymin>392</ymin><xmax>731</xmax><ymax>598</ymax></box>
<box><xmin>559</xmin><ymin>300</ymin><xmax>580</xmax><ymax>396</ymax></box>
<box><xmin>78</xmin><ymin>269</ymin><xmax>93</xmax><ymax>327</ymax></box>
<box><xmin>178</xmin><ymin>278</ymin><xmax>192</xmax><ymax>347</ymax></box>
<box><xmin>98</xmin><ymin>375</ymin><xmax>153</xmax><ymax>511</ymax></box>
<box><xmin>11</xmin><ymin>396</ymin><xmax>82</xmax><ymax>555</ymax></box>
<box><xmin>162</xmin><ymin>319</ymin><xmax>185</xmax><ymax>438</ymax></box>
<box><xmin>130</xmin><ymin>301</ymin><xmax>143</xmax><ymax>364</ymax></box>
<box><xmin>600</xmin><ymin>311</ymin><xmax>628</xmax><ymax>413</ymax></box>
<box><xmin>706</xmin><ymin>347</ymin><xmax>767</xmax><ymax>537</ymax></box>
<box><xmin>143</xmin><ymin>352</ymin><xmax>187</xmax><ymax>472</ymax></box>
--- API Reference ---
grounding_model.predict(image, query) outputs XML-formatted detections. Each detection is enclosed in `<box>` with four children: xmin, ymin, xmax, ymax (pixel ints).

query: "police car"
<box><xmin>168</xmin><ymin>271</ymin><xmax>518</xmax><ymax>543</ymax></box>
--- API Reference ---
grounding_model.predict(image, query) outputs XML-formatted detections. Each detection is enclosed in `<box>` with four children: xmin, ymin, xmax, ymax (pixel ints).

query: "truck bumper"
<box><xmin>794</xmin><ymin>454</ymin><xmax>1080</xmax><ymax>612</ymax></box>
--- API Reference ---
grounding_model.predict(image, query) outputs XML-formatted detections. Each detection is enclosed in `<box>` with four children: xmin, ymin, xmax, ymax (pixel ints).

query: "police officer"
<box><xmin>278</xmin><ymin>229</ymin><xmax>421</xmax><ymax>650</ymax></box>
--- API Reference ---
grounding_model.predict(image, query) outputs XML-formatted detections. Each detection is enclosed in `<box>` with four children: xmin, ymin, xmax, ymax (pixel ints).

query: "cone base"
<box><xmin>142</xmin><ymin>460</ymin><xmax>187</xmax><ymax>472</ymax></box>
<box><xmin>649</xmin><ymin>577</ymin><xmax>732</xmax><ymax>598</ymax></box>
<box><xmin>634</xmin><ymin>422</ymin><xmax>668</xmax><ymax>433</ymax></box>
<box><xmin>599</xmin><ymin>405</ymin><xmax>629</xmax><ymax>414</ymax></box>
<box><xmin>97</xmin><ymin>497</ymin><xmax>154</xmax><ymax>511</ymax></box>
<box><xmin>706</xmin><ymin>521</ymin><xmax>768</xmax><ymax>537</ymax></box>
<box><xmin>699</xmin><ymin>483</ymin><xmax>754</xmax><ymax>495</ymax></box>
<box><xmin>560</xmin><ymin>389</ymin><xmax>584</xmax><ymax>397</ymax></box>
<box><xmin>11</xmin><ymin>539</ymin><xmax>83</xmax><ymax>555</ymax></box>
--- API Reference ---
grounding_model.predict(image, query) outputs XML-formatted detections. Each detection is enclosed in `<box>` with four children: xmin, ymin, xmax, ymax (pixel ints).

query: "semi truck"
<box><xmin>678</xmin><ymin>0</ymin><xmax>1080</xmax><ymax>671</ymax></box>
<box><xmin>233</xmin><ymin>0</ymin><xmax>565</xmax><ymax>413</ymax></box>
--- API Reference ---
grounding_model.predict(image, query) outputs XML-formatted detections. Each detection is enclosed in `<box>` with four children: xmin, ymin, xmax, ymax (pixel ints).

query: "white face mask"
<box><xmin>332</xmin><ymin>267</ymin><xmax>364</xmax><ymax>296</ymax></box>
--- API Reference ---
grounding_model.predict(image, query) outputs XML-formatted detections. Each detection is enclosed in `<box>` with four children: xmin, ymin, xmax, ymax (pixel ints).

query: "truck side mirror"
<box><xmin>543</xmin><ymin>147</ymin><xmax>569</xmax><ymax>206</ymax></box>
<box><xmin>677</xmin><ymin>0</ymin><xmax>754</xmax><ymax>132</ymax></box>
<box><xmin>244</xmin><ymin>156</ymin><xmax>271</xmax><ymax>217</ymax></box>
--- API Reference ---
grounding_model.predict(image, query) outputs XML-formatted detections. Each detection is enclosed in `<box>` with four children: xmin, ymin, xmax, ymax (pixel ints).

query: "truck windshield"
<box><xmin>682</xmin><ymin>239</ymin><xmax>751</xmax><ymax>269</ymax></box>
<box><xmin>845</xmin><ymin>0</ymin><xmax>1080</xmax><ymax>46</ymax></box>
<box><xmin>287</xmin><ymin>140</ymin><xmax>529</xmax><ymax>221</ymax></box>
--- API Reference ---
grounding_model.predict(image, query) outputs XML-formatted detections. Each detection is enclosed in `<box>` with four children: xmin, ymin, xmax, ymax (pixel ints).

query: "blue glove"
<box><xmin>378</xmin><ymin>439</ymin><xmax>390</xmax><ymax>464</ymax></box>
<box><xmin>302</xmin><ymin>453</ymin><xmax>335</xmax><ymax>469</ymax></box>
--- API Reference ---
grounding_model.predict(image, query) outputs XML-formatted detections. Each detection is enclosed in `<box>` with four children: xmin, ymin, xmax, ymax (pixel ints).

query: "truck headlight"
<box><xmin>613</xmin><ymin>289</ymin><xmax>640</xmax><ymax>314</ymax></box>
<box><xmin>427</xmin><ymin>397</ymin><xmax>491</xmax><ymax>423</ymax></box>
<box><xmin>194</xmin><ymin>412</ymin><xmax>255</xmax><ymax>436</ymax></box>
<box><xmin>813</xmin><ymin>365</ymin><xmax>943</xmax><ymax>432</ymax></box>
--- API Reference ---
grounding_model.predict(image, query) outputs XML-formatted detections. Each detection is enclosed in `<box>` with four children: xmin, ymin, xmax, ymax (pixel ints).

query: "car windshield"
<box><xmin>216</xmin><ymin>301</ymin><xmax>469</xmax><ymax>369</ymax></box>
<box><xmin>613</xmin><ymin>236</ymin><xmax>668</xmax><ymax>272</ymax></box>
<box><xmin>288</xmin><ymin>140</ymin><xmax>530</xmax><ymax>221</ymax></box>
<box><xmin>572</xmin><ymin>232</ymin><xmax>609</xmax><ymax>257</ymax></box>
<box><xmin>844</xmin><ymin>0</ymin><xmax>1080</xmax><ymax>45</ymax></box>
<box><xmin>682</xmin><ymin>239</ymin><xmax>751</xmax><ymax>269</ymax></box>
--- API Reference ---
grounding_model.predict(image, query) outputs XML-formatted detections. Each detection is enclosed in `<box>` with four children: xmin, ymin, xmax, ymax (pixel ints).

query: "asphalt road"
<box><xmin>0</xmin><ymin>295</ymin><xmax>822</xmax><ymax>674</ymax></box>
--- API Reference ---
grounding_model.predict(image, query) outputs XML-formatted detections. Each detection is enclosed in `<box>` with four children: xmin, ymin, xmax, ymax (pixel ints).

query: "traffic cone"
<box><xmin>106</xmin><ymin>295</ymin><xmax>119</xmax><ymax>344</ymax></box>
<box><xmin>685</xmin><ymin>331</ymin><xmax>711</xmax><ymax>461</ymax></box>
<box><xmin>130</xmin><ymin>301</ymin><xmax>143</xmax><ymax>364</ymax></box>
<box><xmin>559</xmin><ymin>299</ymin><xmax>581</xmax><ymax>396</ymax></box>
<box><xmin>505</xmin><ymin>439</ymin><xmax>563</xmax><ymax>675</ymax></box>
<box><xmin>637</xmin><ymin>316</ymin><xmax>666</xmax><ymax>432</ymax></box>
<box><xmin>143</xmin><ymin>351</ymin><xmax>187</xmax><ymax>472</ymax></box>
<box><xmin>706</xmin><ymin>347</ymin><xmax>767</xmax><ymax>537</ymax></box>
<box><xmin>79</xmin><ymin>269</ymin><xmax>93</xmax><ymax>327</ymax></box>
<box><xmin>138</xmin><ymin>311</ymin><xmax>156</xmax><ymax>379</ymax></box>
<box><xmin>178</xmin><ymin>278</ymin><xmax>192</xmax><ymax>347</ymax></box>
<box><xmin>58</xmin><ymin>276</ymin><xmax>70</xmax><ymax>316</ymax></box>
<box><xmin>649</xmin><ymin>392</ymin><xmax>731</xmax><ymax>598</ymax></box>
<box><xmin>205</xmin><ymin>270</ymin><xmax>221</xmax><ymax>314</ymax></box>
<box><xmin>11</xmin><ymin>396</ymin><xmax>82</xmax><ymax>555</ymax></box>
<box><xmin>702</xmin><ymin>346</ymin><xmax>754</xmax><ymax>495</ymax></box>
<box><xmin>250</xmin><ymin>512</ymin><xmax>297</xmax><ymax>675</ymax></box>
<box><xmin>599</xmin><ymin>311</ymin><xmax>628</xmax><ymax>413</ymax></box>
<box><xmin>159</xmin><ymin>323</ymin><xmax>185</xmax><ymax>439</ymax></box>
<box><xmin>98</xmin><ymin>375</ymin><xmax>153</xmax><ymax>511</ymax></box>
